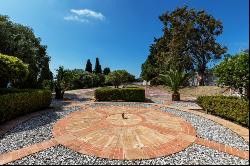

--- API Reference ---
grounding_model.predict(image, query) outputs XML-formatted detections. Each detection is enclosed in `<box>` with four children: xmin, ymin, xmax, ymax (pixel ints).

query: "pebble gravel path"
<box><xmin>162</xmin><ymin>107</ymin><xmax>249</xmax><ymax>151</ymax></box>
<box><xmin>0</xmin><ymin>106</ymin><xmax>80</xmax><ymax>154</ymax></box>
<box><xmin>8</xmin><ymin>144</ymin><xmax>249</xmax><ymax>165</ymax></box>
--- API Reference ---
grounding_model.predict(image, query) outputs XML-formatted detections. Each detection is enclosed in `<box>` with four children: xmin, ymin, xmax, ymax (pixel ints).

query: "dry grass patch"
<box><xmin>165</xmin><ymin>86</ymin><xmax>227</xmax><ymax>98</ymax></box>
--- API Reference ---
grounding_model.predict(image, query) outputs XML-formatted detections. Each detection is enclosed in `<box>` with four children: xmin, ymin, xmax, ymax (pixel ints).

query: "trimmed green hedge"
<box><xmin>95</xmin><ymin>87</ymin><xmax>145</xmax><ymax>102</ymax></box>
<box><xmin>197</xmin><ymin>96</ymin><xmax>249</xmax><ymax>127</ymax></box>
<box><xmin>0</xmin><ymin>88</ymin><xmax>31</xmax><ymax>95</ymax></box>
<box><xmin>0</xmin><ymin>89</ymin><xmax>52</xmax><ymax>123</ymax></box>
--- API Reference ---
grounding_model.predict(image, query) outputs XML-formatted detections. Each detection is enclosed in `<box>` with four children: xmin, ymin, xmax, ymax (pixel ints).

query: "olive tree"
<box><xmin>105</xmin><ymin>70</ymin><xmax>135</xmax><ymax>88</ymax></box>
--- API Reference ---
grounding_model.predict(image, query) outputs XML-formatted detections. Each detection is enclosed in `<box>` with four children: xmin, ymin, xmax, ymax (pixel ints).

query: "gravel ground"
<box><xmin>0</xmin><ymin>106</ymin><xmax>80</xmax><ymax>154</ymax></box>
<box><xmin>161</xmin><ymin>107</ymin><xmax>249</xmax><ymax>151</ymax></box>
<box><xmin>170</xmin><ymin>101</ymin><xmax>201</xmax><ymax>108</ymax></box>
<box><xmin>8</xmin><ymin>144</ymin><xmax>249</xmax><ymax>165</ymax></box>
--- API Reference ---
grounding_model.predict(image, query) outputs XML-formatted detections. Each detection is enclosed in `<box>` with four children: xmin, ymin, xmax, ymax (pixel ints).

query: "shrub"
<box><xmin>214</xmin><ymin>51</ymin><xmax>249</xmax><ymax>90</ymax></box>
<box><xmin>197</xmin><ymin>95</ymin><xmax>249</xmax><ymax>127</ymax></box>
<box><xmin>95</xmin><ymin>87</ymin><xmax>145</xmax><ymax>102</ymax></box>
<box><xmin>0</xmin><ymin>89</ymin><xmax>52</xmax><ymax>123</ymax></box>
<box><xmin>0</xmin><ymin>88</ymin><xmax>29</xmax><ymax>95</ymax></box>
<box><xmin>0</xmin><ymin>54</ymin><xmax>29</xmax><ymax>87</ymax></box>
<box><xmin>42</xmin><ymin>80</ymin><xmax>54</xmax><ymax>91</ymax></box>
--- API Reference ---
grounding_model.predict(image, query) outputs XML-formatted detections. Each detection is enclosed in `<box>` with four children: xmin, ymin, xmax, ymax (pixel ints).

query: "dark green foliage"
<box><xmin>103</xmin><ymin>67</ymin><xmax>111</xmax><ymax>75</ymax></box>
<box><xmin>0</xmin><ymin>54</ymin><xmax>29</xmax><ymax>87</ymax></box>
<box><xmin>52</xmin><ymin>68</ymin><xmax>106</xmax><ymax>90</ymax></box>
<box><xmin>150</xmin><ymin>77</ymin><xmax>165</xmax><ymax>86</ymax></box>
<box><xmin>141</xmin><ymin>46</ymin><xmax>160</xmax><ymax>81</ymax></box>
<box><xmin>141</xmin><ymin>6</ymin><xmax>226</xmax><ymax>85</ymax></box>
<box><xmin>85</xmin><ymin>59</ymin><xmax>92</xmax><ymax>73</ymax></box>
<box><xmin>82</xmin><ymin>74</ymin><xmax>94</xmax><ymax>88</ymax></box>
<box><xmin>159</xmin><ymin>69</ymin><xmax>188</xmax><ymax>93</ymax></box>
<box><xmin>42</xmin><ymin>80</ymin><xmax>54</xmax><ymax>91</ymax></box>
<box><xmin>95</xmin><ymin>87</ymin><xmax>145</xmax><ymax>102</ymax></box>
<box><xmin>94</xmin><ymin>58</ymin><xmax>102</xmax><ymax>74</ymax></box>
<box><xmin>197</xmin><ymin>96</ymin><xmax>249</xmax><ymax>127</ymax></box>
<box><xmin>0</xmin><ymin>88</ymin><xmax>30</xmax><ymax>95</ymax></box>
<box><xmin>0</xmin><ymin>89</ymin><xmax>52</xmax><ymax>123</ymax></box>
<box><xmin>38</xmin><ymin>56</ymin><xmax>53</xmax><ymax>88</ymax></box>
<box><xmin>92</xmin><ymin>74</ymin><xmax>105</xmax><ymax>87</ymax></box>
<box><xmin>0</xmin><ymin>15</ymin><xmax>52</xmax><ymax>88</ymax></box>
<box><xmin>105</xmin><ymin>70</ymin><xmax>135</xmax><ymax>88</ymax></box>
<box><xmin>54</xmin><ymin>66</ymin><xmax>68</xmax><ymax>99</ymax></box>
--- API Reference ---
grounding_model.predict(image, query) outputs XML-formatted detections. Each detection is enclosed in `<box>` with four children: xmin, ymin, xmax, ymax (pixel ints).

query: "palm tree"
<box><xmin>160</xmin><ymin>69</ymin><xmax>187</xmax><ymax>101</ymax></box>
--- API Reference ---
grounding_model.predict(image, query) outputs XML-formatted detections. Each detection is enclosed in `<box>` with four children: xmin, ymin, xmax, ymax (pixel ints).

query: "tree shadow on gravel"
<box><xmin>0</xmin><ymin>111</ymin><xmax>61</xmax><ymax>138</ymax></box>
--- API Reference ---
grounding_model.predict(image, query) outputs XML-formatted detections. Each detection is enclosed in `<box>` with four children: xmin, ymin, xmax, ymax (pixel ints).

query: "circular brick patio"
<box><xmin>52</xmin><ymin>105</ymin><xmax>197</xmax><ymax>160</ymax></box>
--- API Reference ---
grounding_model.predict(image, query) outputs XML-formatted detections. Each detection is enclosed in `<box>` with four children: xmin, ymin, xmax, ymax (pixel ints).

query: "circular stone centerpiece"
<box><xmin>53</xmin><ymin>105</ymin><xmax>196</xmax><ymax>160</ymax></box>
<box><xmin>106</xmin><ymin>113</ymin><xmax>142</xmax><ymax>127</ymax></box>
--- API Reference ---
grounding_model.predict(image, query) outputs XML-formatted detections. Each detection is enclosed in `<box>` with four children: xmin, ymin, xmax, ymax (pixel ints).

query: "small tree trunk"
<box><xmin>245</xmin><ymin>87</ymin><xmax>249</xmax><ymax>99</ymax></box>
<box><xmin>55</xmin><ymin>88</ymin><xmax>64</xmax><ymax>99</ymax></box>
<box><xmin>0</xmin><ymin>78</ymin><xmax>7</xmax><ymax>88</ymax></box>
<box><xmin>198</xmin><ymin>63</ymin><xmax>206</xmax><ymax>86</ymax></box>
<box><xmin>199</xmin><ymin>72</ymin><xmax>205</xmax><ymax>86</ymax></box>
<box><xmin>172</xmin><ymin>92</ymin><xmax>180</xmax><ymax>101</ymax></box>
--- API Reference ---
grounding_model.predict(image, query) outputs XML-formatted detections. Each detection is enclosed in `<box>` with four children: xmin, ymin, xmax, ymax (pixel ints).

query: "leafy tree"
<box><xmin>52</xmin><ymin>68</ymin><xmax>106</xmax><ymax>90</ymax></box>
<box><xmin>85</xmin><ymin>59</ymin><xmax>92</xmax><ymax>73</ymax></box>
<box><xmin>103</xmin><ymin>67</ymin><xmax>111</xmax><ymax>75</ymax></box>
<box><xmin>214</xmin><ymin>51</ymin><xmax>249</xmax><ymax>97</ymax></box>
<box><xmin>141</xmin><ymin>44</ymin><xmax>159</xmax><ymax>81</ymax></box>
<box><xmin>141</xmin><ymin>6</ymin><xmax>226</xmax><ymax>85</ymax></box>
<box><xmin>93</xmin><ymin>74</ymin><xmax>105</xmax><ymax>87</ymax></box>
<box><xmin>105</xmin><ymin>70</ymin><xmax>135</xmax><ymax>88</ymax></box>
<box><xmin>0</xmin><ymin>54</ymin><xmax>29</xmax><ymax>87</ymax></box>
<box><xmin>81</xmin><ymin>74</ymin><xmax>93</xmax><ymax>88</ymax></box>
<box><xmin>94</xmin><ymin>58</ymin><xmax>102</xmax><ymax>74</ymax></box>
<box><xmin>160</xmin><ymin>69</ymin><xmax>187</xmax><ymax>101</ymax></box>
<box><xmin>0</xmin><ymin>15</ymin><xmax>52</xmax><ymax>88</ymax></box>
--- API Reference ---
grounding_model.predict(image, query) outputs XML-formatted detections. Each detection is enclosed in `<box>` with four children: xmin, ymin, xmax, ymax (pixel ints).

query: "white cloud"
<box><xmin>64</xmin><ymin>8</ymin><xmax>105</xmax><ymax>23</ymax></box>
<box><xmin>64</xmin><ymin>15</ymin><xmax>89</xmax><ymax>23</ymax></box>
<box><xmin>70</xmin><ymin>9</ymin><xmax>105</xmax><ymax>21</ymax></box>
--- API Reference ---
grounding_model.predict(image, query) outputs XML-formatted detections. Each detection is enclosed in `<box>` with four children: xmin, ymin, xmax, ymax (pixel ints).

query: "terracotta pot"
<box><xmin>172</xmin><ymin>92</ymin><xmax>180</xmax><ymax>101</ymax></box>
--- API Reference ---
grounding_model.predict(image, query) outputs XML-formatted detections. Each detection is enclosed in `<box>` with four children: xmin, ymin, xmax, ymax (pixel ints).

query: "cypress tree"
<box><xmin>94</xmin><ymin>57</ymin><xmax>102</xmax><ymax>74</ymax></box>
<box><xmin>103</xmin><ymin>67</ymin><xmax>111</xmax><ymax>75</ymax></box>
<box><xmin>85</xmin><ymin>59</ymin><xmax>92</xmax><ymax>73</ymax></box>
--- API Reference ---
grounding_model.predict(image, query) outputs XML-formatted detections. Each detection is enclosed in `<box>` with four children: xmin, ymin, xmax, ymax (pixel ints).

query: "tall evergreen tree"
<box><xmin>85</xmin><ymin>59</ymin><xmax>92</xmax><ymax>73</ymax></box>
<box><xmin>141</xmin><ymin>6</ymin><xmax>227</xmax><ymax>85</ymax></box>
<box><xmin>94</xmin><ymin>57</ymin><xmax>102</xmax><ymax>74</ymax></box>
<box><xmin>103</xmin><ymin>67</ymin><xmax>111</xmax><ymax>75</ymax></box>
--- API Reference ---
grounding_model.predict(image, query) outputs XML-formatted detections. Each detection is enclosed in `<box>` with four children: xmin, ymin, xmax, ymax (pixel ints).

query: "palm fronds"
<box><xmin>159</xmin><ymin>69</ymin><xmax>187</xmax><ymax>93</ymax></box>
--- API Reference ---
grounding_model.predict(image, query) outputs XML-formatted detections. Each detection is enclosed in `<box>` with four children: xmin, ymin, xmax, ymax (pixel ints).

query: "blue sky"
<box><xmin>0</xmin><ymin>0</ymin><xmax>249</xmax><ymax>77</ymax></box>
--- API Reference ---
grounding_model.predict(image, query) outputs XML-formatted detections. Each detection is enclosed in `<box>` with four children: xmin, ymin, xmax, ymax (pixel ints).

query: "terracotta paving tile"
<box><xmin>194</xmin><ymin>137</ymin><xmax>249</xmax><ymax>160</ymax></box>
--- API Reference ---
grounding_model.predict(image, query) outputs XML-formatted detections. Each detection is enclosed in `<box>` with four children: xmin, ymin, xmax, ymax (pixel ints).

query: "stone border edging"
<box><xmin>195</xmin><ymin>137</ymin><xmax>249</xmax><ymax>160</ymax></box>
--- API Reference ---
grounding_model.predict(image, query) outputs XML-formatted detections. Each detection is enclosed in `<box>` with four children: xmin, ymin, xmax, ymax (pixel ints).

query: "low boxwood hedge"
<box><xmin>197</xmin><ymin>95</ymin><xmax>249</xmax><ymax>127</ymax></box>
<box><xmin>0</xmin><ymin>89</ymin><xmax>52</xmax><ymax>123</ymax></box>
<box><xmin>95</xmin><ymin>87</ymin><xmax>145</xmax><ymax>102</ymax></box>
